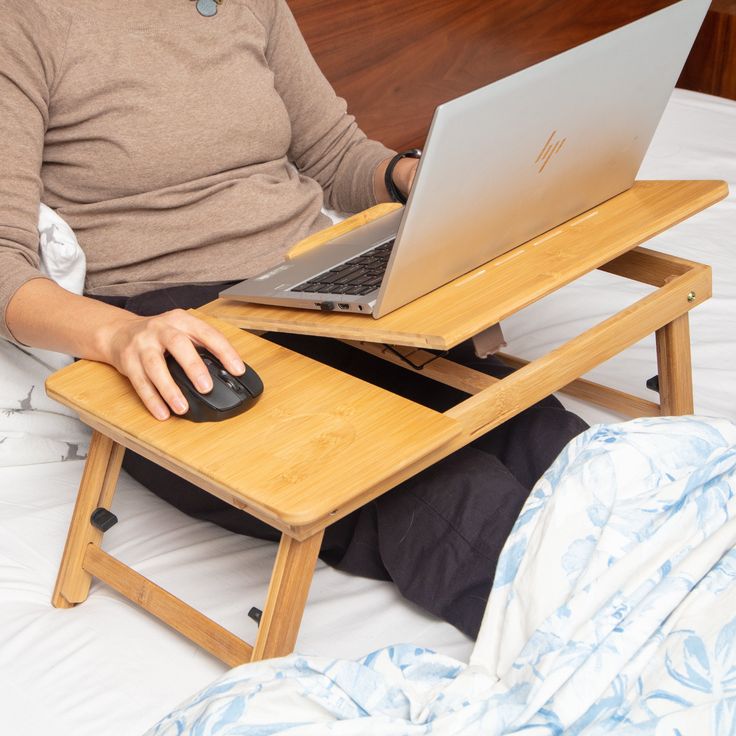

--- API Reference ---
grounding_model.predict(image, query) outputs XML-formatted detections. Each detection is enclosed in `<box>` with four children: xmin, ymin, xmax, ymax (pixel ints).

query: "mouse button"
<box><xmin>203</xmin><ymin>361</ymin><xmax>247</xmax><ymax>400</ymax></box>
<box><xmin>216</xmin><ymin>367</ymin><xmax>243</xmax><ymax>390</ymax></box>
<box><xmin>238</xmin><ymin>366</ymin><xmax>264</xmax><ymax>399</ymax></box>
<box><xmin>203</xmin><ymin>375</ymin><xmax>243</xmax><ymax>411</ymax></box>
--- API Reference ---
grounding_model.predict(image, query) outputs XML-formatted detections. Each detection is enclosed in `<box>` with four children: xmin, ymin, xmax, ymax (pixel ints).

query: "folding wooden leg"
<box><xmin>656</xmin><ymin>313</ymin><xmax>695</xmax><ymax>416</ymax></box>
<box><xmin>52</xmin><ymin>431</ymin><xmax>125</xmax><ymax>608</ymax></box>
<box><xmin>252</xmin><ymin>530</ymin><xmax>324</xmax><ymax>661</ymax></box>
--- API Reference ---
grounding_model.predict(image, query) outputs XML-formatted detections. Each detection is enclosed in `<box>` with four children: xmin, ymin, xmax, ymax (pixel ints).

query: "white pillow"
<box><xmin>0</xmin><ymin>205</ymin><xmax>90</xmax><ymax>467</ymax></box>
<box><xmin>38</xmin><ymin>203</ymin><xmax>86</xmax><ymax>295</ymax></box>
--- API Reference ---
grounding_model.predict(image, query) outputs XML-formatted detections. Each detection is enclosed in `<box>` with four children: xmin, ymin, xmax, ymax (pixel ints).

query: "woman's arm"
<box><xmin>1</xmin><ymin>1</ymin><xmax>245</xmax><ymax>421</ymax></box>
<box><xmin>372</xmin><ymin>157</ymin><xmax>419</xmax><ymax>203</ymax></box>
<box><xmin>252</xmin><ymin>0</ymin><xmax>404</xmax><ymax>213</ymax></box>
<box><xmin>6</xmin><ymin>279</ymin><xmax>245</xmax><ymax>421</ymax></box>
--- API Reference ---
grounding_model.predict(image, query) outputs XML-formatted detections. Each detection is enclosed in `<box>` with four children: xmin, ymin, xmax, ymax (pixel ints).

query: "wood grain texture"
<box><xmin>445</xmin><ymin>262</ymin><xmax>710</xmax><ymax>436</ymax></box>
<box><xmin>656</xmin><ymin>313</ymin><xmax>695</xmax><ymax>414</ymax></box>
<box><xmin>208</xmin><ymin>180</ymin><xmax>728</xmax><ymax>350</ymax></box>
<box><xmin>599</xmin><ymin>245</ymin><xmax>697</xmax><ymax>286</ymax></box>
<box><xmin>46</xmin><ymin>318</ymin><xmax>460</xmax><ymax>534</ymax></box>
<box><xmin>495</xmin><ymin>353</ymin><xmax>661</xmax><ymax>418</ymax></box>
<box><xmin>678</xmin><ymin>0</ymin><xmax>736</xmax><ymax>100</ymax></box>
<box><xmin>349</xmin><ymin>341</ymin><xmax>661</xmax><ymax>418</ymax></box>
<box><xmin>52</xmin><ymin>432</ymin><xmax>124</xmax><ymax>607</ymax></box>
<box><xmin>289</xmin><ymin>0</ymin><xmax>675</xmax><ymax>150</ymax></box>
<box><xmin>345</xmin><ymin>340</ymin><xmax>502</xmax><ymax>394</ymax></box>
<box><xmin>84</xmin><ymin>546</ymin><xmax>254</xmax><ymax>667</ymax></box>
<box><xmin>252</xmin><ymin>532</ymin><xmax>324</xmax><ymax>661</ymax></box>
<box><xmin>287</xmin><ymin>203</ymin><xmax>402</xmax><ymax>259</ymax></box>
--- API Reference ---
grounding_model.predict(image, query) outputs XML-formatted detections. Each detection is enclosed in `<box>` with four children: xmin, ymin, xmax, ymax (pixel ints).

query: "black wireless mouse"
<box><xmin>165</xmin><ymin>348</ymin><xmax>264</xmax><ymax>422</ymax></box>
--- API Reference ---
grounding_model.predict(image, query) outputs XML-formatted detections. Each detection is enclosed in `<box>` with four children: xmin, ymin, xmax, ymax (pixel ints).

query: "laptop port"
<box><xmin>337</xmin><ymin>303</ymin><xmax>350</xmax><ymax>310</ymax></box>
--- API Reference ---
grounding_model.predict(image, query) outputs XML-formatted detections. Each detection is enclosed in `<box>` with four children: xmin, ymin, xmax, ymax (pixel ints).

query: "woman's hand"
<box><xmin>99</xmin><ymin>308</ymin><xmax>246</xmax><ymax>420</ymax></box>
<box><xmin>6</xmin><ymin>279</ymin><xmax>245</xmax><ymax>421</ymax></box>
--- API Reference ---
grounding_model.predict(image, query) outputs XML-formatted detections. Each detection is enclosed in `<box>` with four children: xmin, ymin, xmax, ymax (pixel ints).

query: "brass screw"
<box><xmin>687</xmin><ymin>291</ymin><xmax>696</xmax><ymax>302</ymax></box>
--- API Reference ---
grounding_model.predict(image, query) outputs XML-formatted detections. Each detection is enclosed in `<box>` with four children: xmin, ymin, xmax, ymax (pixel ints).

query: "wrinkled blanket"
<box><xmin>147</xmin><ymin>416</ymin><xmax>736</xmax><ymax>735</ymax></box>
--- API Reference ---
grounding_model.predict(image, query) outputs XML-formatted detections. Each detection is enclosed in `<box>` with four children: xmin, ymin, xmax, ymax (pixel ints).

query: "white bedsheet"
<box><xmin>0</xmin><ymin>88</ymin><xmax>734</xmax><ymax>736</ymax></box>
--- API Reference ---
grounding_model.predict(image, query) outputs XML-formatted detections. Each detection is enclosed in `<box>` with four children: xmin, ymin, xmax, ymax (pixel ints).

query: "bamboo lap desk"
<box><xmin>48</xmin><ymin>179</ymin><xmax>726</xmax><ymax>666</ymax></box>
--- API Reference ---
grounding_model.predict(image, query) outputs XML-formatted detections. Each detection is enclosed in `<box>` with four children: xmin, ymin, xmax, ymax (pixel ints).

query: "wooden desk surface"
<box><xmin>204</xmin><ymin>180</ymin><xmax>728</xmax><ymax>349</ymax></box>
<box><xmin>46</xmin><ymin>317</ymin><xmax>461</xmax><ymax>537</ymax></box>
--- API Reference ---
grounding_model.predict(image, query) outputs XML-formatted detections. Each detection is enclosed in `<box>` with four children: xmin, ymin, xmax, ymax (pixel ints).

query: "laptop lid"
<box><xmin>221</xmin><ymin>0</ymin><xmax>708</xmax><ymax>318</ymax></box>
<box><xmin>372</xmin><ymin>0</ymin><xmax>709</xmax><ymax>317</ymax></box>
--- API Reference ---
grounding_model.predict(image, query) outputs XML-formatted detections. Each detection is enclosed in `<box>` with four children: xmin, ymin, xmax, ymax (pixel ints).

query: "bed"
<box><xmin>1</xmin><ymin>1</ymin><xmax>735</xmax><ymax>734</ymax></box>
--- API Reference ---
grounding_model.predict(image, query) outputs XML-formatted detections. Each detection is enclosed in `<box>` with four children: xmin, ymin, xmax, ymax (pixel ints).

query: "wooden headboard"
<box><xmin>288</xmin><ymin>0</ymin><xmax>672</xmax><ymax>149</ymax></box>
<box><xmin>289</xmin><ymin>0</ymin><xmax>675</xmax><ymax>151</ymax></box>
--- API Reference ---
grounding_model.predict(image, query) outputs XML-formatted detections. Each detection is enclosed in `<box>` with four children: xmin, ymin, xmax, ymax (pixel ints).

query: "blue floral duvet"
<box><xmin>147</xmin><ymin>416</ymin><xmax>736</xmax><ymax>735</ymax></box>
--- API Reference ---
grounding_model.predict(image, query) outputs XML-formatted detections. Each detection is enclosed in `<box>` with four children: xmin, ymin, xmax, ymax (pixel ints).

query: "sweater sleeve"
<box><xmin>0</xmin><ymin>1</ymin><xmax>71</xmax><ymax>342</ymax></box>
<box><xmin>253</xmin><ymin>0</ymin><xmax>394</xmax><ymax>213</ymax></box>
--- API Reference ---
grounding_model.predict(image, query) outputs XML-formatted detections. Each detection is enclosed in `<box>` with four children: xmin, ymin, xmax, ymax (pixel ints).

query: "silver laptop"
<box><xmin>221</xmin><ymin>0</ymin><xmax>709</xmax><ymax>318</ymax></box>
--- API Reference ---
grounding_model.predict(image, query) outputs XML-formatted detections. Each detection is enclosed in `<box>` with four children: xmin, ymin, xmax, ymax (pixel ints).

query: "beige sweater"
<box><xmin>0</xmin><ymin>0</ymin><xmax>393</xmax><ymax>340</ymax></box>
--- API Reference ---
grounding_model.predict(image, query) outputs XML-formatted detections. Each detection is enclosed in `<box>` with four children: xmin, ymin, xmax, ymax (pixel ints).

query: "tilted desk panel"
<box><xmin>205</xmin><ymin>180</ymin><xmax>727</xmax><ymax>350</ymax></box>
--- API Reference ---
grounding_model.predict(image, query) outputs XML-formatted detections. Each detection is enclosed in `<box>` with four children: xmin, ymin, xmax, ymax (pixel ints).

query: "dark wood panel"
<box><xmin>678</xmin><ymin>0</ymin><xmax>736</xmax><ymax>100</ymax></box>
<box><xmin>289</xmin><ymin>0</ymin><xmax>675</xmax><ymax>150</ymax></box>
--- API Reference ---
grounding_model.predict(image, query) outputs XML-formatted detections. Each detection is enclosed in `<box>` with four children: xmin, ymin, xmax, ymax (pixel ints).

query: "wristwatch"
<box><xmin>384</xmin><ymin>148</ymin><xmax>422</xmax><ymax>204</ymax></box>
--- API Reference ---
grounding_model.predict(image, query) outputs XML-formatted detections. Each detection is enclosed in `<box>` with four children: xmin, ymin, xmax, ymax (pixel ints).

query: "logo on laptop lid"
<box><xmin>536</xmin><ymin>131</ymin><xmax>567</xmax><ymax>172</ymax></box>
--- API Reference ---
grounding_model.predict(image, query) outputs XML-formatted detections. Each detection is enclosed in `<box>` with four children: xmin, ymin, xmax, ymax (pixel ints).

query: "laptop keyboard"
<box><xmin>290</xmin><ymin>239</ymin><xmax>395</xmax><ymax>296</ymax></box>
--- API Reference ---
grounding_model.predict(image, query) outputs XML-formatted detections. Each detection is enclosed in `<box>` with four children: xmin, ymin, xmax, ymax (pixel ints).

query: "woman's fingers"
<box><xmin>164</xmin><ymin>330</ymin><xmax>212</xmax><ymax>394</ymax></box>
<box><xmin>123</xmin><ymin>357</ymin><xmax>172</xmax><ymax>421</ymax></box>
<box><xmin>183</xmin><ymin>313</ymin><xmax>246</xmax><ymax>377</ymax></box>
<box><xmin>111</xmin><ymin>309</ymin><xmax>246</xmax><ymax>420</ymax></box>
<box><xmin>140</xmin><ymin>344</ymin><xmax>192</xmax><ymax>417</ymax></box>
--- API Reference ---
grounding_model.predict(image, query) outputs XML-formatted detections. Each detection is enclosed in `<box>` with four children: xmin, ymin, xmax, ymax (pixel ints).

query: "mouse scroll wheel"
<box><xmin>218</xmin><ymin>369</ymin><xmax>243</xmax><ymax>392</ymax></box>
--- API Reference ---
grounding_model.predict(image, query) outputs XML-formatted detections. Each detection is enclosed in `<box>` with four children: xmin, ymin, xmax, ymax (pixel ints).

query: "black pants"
<box><xmin>93</xmin><ymin>283</ymin><xmax>588</xmax><ymax>638</ymax></box>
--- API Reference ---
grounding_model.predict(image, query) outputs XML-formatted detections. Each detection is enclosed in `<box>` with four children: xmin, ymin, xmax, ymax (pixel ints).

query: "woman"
<box><xmin>0</xmin><ymin>0</ymin><xmax>586</xmax><ymax>637</ymax></box>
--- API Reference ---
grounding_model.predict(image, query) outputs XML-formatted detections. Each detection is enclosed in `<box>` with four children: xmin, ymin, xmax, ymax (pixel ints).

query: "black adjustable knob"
<box><xmin>90</xmin><ymin>507</ymin><xmax>118</xmax><ymax>532</ymax></box>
